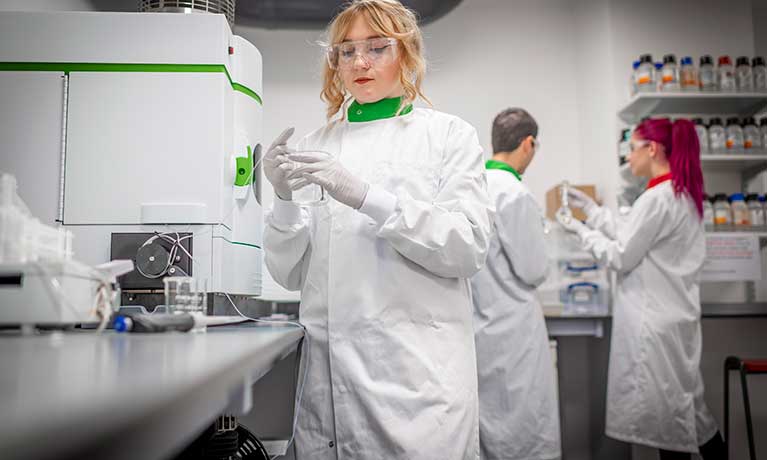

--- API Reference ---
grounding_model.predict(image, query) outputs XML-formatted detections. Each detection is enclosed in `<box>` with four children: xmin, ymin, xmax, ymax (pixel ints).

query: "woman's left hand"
<box><xmin>286</xmin><ymin>152</ymin><xmax>369</xmax><ymax>209</ymax></box>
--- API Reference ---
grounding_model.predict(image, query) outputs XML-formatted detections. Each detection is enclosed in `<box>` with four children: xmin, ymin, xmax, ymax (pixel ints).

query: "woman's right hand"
<box><xmin>567</xmin><ymin>188</ymin><xmax>597</xmax><ymax>214</ymax></box>
<box><xmin>264</xmin><ymin>128</ymin><xmax>296</xmax><ymax>200</ymax></box>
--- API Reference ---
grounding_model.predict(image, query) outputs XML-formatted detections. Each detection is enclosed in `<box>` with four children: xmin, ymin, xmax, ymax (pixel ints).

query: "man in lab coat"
<box><xmin>471</xmin><ymin>108</ymin><xmax>561</xmax><ymax>460</ymax></box>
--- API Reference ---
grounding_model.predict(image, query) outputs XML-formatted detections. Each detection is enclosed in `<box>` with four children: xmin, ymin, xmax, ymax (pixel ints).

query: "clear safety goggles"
<box><xmin>326</xmin><ymin>37</ymin><xmax>398</xmax><ymax>70</ymax></box>
<box><xmin>629</xmin><ymin>140</ymin><xmax>651</xmax><ymax>151</ymax></box>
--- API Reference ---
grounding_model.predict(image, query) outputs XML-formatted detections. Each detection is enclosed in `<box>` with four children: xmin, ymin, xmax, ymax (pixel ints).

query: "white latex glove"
<box><xmin>567</xmin><ymin>188</ymin><xmax>598</xmax><ymax>215</ymax></box>
<box><xmin>556</xmin><ymin>209</ymin><xmax>588</xmax><ymax>236</ymax></box>
<box><xmin>263</xmin><ymin>128</ymin><xmax>296</xmax><ymax>201</ymax></box>
<box><xmin>286</xmin><ymin>152</ymin><xmax>369</xmax><ymax>209</ymax></box>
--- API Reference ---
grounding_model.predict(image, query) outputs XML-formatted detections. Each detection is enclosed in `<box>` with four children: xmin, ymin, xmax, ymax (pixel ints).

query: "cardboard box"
<box><xmin>545</xmin><ymin>184</ymin><xmax>597</xmax><ymax>222</ymax></box>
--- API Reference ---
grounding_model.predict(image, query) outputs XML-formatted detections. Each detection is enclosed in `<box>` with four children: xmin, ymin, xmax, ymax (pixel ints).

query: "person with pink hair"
<box><xmin>558</xmin><ymin>118</ymin><xmax>726</xmax><ymax>460</ymax></box>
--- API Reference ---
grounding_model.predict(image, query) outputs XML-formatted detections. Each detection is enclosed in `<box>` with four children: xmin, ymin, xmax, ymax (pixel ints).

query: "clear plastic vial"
<box><xmin>708</xmin><ymin>117</ymin><xmax>727</xmax><ymax>152</ymax></box>
<box><xmin>699</xmin><ymin>55</ymin><xmax>717</xmax><ymax>91</ymax></box>
<box><xmin>743</xmin><ymin>117</ymin><xmax>761</xmax><ymax>150</ymax></box>
<box><xmin>703</xmin><ymin>194</ymin><xmax>715</xmax><ymax>231</ymax></box>
<box><xmin>692</xmin><ymin>118</ymin><xmax>709</xmax><ymax>153</ymax></box>
<box><xmin>730</xmin><ymin>193</ymin><xmax>751</xmax><ymax>228</ymax></box>
<box><xmin>680</xmin><ymin>56</ymin><xmax>698</xmax><ymax>91</ymax></box>
<box><xmin>753</xmin><ymin>57</ymin><xmax>767</xmax><ymax>91</ymax></box>
<box><xmin>636</xmin><ymin>54</ymin><xmax>655</xmax><ymax>93</ymax></box>
<box><xmin>713</xmin><ymin>193</ymin><xmax>733</xmax><ymax>229</ymax></box>
<box><xmin>726</xmin><ymin>117</ymin><xmax>745</xmax><ymax>150</ymax></box>
<box><xmin>654</xmin><ymin>62</ymin><xmax>664</xmax><ymax>90</ymax></box>
<box><xmin>746</xmin><ymin>194</ymin><xmax>765</xmax><ymax>227</ymax></box>
<box><xmin>660</xmin><ymin>54</ymin><xmax>680</xmax><ymax>91</ymax></box>
<box><xmin>736</xmin><ymin>56</ymin><xmax>754</xmax><ymax>92</ymax></box>
<box><xmin>718</xmin><ymin>55</ymin><xmax>736</xmax><ymax>91</ymax></box>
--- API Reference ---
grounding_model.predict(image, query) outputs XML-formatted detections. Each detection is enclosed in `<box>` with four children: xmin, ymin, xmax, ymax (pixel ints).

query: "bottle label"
<box><xmin>636</xmin><ymin>71</ymin><xmax>652</xmax><ymax>85</ymax></box>
<box><xmin>714</xmin><ymin>215</ymin><xmax>729</xmax><ymax>225</ymax></box>
<box><xmin>662</xmin><ymin>68</ymin><xmax>676</xmax><ymax>83</ymax></box>
<box><xmin>745</xmin><ymin>140</ymin><xmax>754</xmax><ymax>148</ymax></box>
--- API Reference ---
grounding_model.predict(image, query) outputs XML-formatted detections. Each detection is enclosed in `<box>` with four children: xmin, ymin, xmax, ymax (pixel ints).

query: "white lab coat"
<box><xmin>264</xmin><ymin>108</ymin><xmax>494</xmax><ymax>459</ymax></box>
<box><xmin>578</xmin><ymin>180</ymin><xmax>718</xmax><ymax>453</ymax></box>
<box><xmin>470</xmin><ymin>169</ymin><xmax>561</xmax><ymax>460</ymax></box>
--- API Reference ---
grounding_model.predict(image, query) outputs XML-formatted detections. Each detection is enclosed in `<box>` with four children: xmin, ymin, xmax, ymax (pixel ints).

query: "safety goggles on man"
<box><xmin>326</xmin><ymin>37</ymin><xmax>398</xmax><ymax>70</ymax></box>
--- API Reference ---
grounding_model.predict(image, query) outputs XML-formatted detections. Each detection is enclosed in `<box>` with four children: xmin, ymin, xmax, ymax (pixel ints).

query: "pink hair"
<box><xmin>635</xmin><ymin>118</ymin><xmax>704</xmax><ymax>218</ymax></box>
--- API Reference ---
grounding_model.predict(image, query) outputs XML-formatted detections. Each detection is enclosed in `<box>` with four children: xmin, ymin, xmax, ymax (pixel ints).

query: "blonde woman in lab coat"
<box><xmin>261</xmin><ymin>1</ymin><xmax>494</xmax><ymax>458</ymax></box>
<box><xmin>558</xmin><ymin>118</ymin><xmax>726</xmax><ymax>460</ymax></box>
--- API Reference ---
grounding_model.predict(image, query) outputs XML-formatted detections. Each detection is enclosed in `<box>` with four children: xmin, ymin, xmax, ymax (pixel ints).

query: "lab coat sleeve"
<box><xmin>496</xmin><ymin>193</ymin><xmax>549</xmax><ymax>287</ymax></box>
<box><xmin>263</xmin><ymin>196</ymin><xmax>312</xmax><ymax>291</ymax></box>
<box><xmin>586</xmin><ymin>205</ymin><xmax>618</xmax><ymax>238</ymax></box>
<box><xmin>578</xmin><ymin>195</ymin><xmax>664</xmax><ymax>274</ymax></box>
<box><xmin>358</xmin><ymin>119</ymin><xmax>494</xmax><ymax>279</ymax></box>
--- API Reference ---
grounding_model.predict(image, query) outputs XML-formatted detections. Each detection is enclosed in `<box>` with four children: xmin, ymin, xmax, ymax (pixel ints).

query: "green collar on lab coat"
<box><xmin>485</xmin><ymin>159</ymin><xmax>522</xmax><ymax>181</ymax></box>
<box><xmin>347</xmin><ymin>97</ymin><xmax>413</xmax><ymax>122</ymax></box>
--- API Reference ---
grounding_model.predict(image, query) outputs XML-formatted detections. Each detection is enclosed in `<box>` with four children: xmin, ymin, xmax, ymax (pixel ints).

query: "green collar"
<box><xmin>348</xmin><ymin>97</ymin><xmax>413</xmax><ymax>123</ymax></box>
<box><xmin>486</xmin><ymin>160</ymin><xmax>522</xmax><ymax>181</ymax></box>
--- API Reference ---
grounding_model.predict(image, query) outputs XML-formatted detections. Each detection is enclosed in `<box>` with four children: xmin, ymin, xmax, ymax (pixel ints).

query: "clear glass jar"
<box><xmin>743</xmin><ymin>117</ymin><xmax>762</xmax><ymax>150</ymax></box>
<box><xmin>730</xmin><ymin>193</ymin><xmax>751</xmax><ymax>228</ymax></box>
<box><xmin>736</xmin><ymin>56</ymin><xmax>754</xmax><ymax>92</ymax></box>
<box><xmin>713</xmin><ymin>193</ymin><xmax>732</xmax><ymax>229</ymax></box>
<box><xmin>708</xmin><ymin>118</ymin><xmax>727</xmax><ymax>152</ymax></box>
<box><xmin>761</xmin><ymin>118</ymin><xmax>767</xmax><ymax>149</ymax></box>
<box><xmin>629</xmin><ymin>60</ymin><xmax>640</xmax><ymax>96</ymax></box>
<box><xmin>660</xmin><ymin>54</ymin><xmax>680</xmax><ymax>91</ymax></box>
<box><xmin>754</xmin><ymin>57</ymin><xmax>767</xmax><ymax>92</ymax></box>
<box><xmin>747</xmin><ymin>194</ymin><xmax>765</xmax><ymax>227</ymax></box>
<box><xmin>718</xmin><ymin>55</ymin><xmax>736</xmax><ymax>91</ymax></box>
<box><xmin>699</xmin><ymin>55</ymin><xmax>717</xmax><ymax>91</ymax></box>
<box><xmin>680</xmin><ymin>56</ymin><xmax>698</xmax><ymax>91</ymax></box>
<box><xmin>726</xmin><ymin>117</ymin><xmax>745</xmax><ymax>150</ymax></box>
<box><xmin>692</xmin><ymin>118</ymin><xmax>709</xmax><ymax>153</ymax></box>
<box><xmin>703</xmin><ymin>194</ymin><xmax>715</xmax><ymax>231</ymax></box>
<box><xmin>636</xmin><ymin>54</ymin><xmax>655</xmax><ymax>93</ymax></box>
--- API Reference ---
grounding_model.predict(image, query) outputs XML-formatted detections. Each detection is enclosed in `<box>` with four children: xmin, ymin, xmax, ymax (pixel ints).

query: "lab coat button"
<box><xmin>328</xmin><ymin>441</ymin><xmax>335</xmax><ymax>448</ymax></box>
<box><xmin>356</xmin><ymin>109</ymin><xmax>363</xmax><ymax>115</ymax></box>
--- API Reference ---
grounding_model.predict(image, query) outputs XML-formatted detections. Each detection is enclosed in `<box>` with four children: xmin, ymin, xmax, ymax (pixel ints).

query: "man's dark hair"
<box><xmin>491</xmin><ymin>108</ymin><xmax>538</xmax><ymax>154</ymax></box>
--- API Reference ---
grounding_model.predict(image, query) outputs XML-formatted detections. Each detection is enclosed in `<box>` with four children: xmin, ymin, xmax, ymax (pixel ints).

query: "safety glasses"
<box><xmin>629</xmin><ymin>140</ymin><xmax>651</xmax><ymax>152</ymax></box>
<box><xmin>326</xmin><ymin>37</ymin><xmax>398</xmax><ymax>70</ymax></box>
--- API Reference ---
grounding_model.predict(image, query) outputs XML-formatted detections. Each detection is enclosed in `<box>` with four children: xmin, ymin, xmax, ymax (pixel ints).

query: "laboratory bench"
<box><xmin>0</xmin><ymin>323</ymin><xmax>304</xmax><ymax>460</ymax></box>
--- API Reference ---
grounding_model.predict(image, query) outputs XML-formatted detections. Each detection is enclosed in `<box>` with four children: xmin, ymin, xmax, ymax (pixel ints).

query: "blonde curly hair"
<box><xmin>320</xmin><ymin>0</ymin><xmax>430</xmax><ymax>120</ymax></box>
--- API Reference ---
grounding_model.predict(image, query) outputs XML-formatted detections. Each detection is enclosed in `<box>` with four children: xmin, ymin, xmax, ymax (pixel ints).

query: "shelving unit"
<box><xmin>618</xmin><ymin>92</ymin><xmax>767</xmax><ymax>124</ymax></box>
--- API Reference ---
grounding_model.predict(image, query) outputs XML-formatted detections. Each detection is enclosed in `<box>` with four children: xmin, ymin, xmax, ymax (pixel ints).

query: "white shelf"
<box><xmin>706</xmin><ymin>231</ymin><xmax>767</xmax><ymax>238</ymax></box>
<box><xmin>618</xmin><ymin>92</ymin><xmax>767</xmax><ymax>124</ymax></box>
<box><xmin>699</xmin><ymin>153</ymin><xmax>767</xmax><ymax>172</ymax></box>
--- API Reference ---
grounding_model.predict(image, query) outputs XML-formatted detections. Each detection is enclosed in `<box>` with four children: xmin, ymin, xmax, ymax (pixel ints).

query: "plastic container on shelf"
<box><xmin>736</xmin><ymin>56</ymin><xmax>754</xmax><ymax>92</ymax></box>
<box><xmin>654</xmin><ymin>62</ymin><xmax>664</xmax><ymax>90</ymax></box>
<box><xmin>746</xmin><ymin>194</ymin><xmax>765</xmax><ymax>228</ymax></box>
<box><xmin>743</xmin><ymin>117</ymin><xmax>762</xmax><ymax>150</ymax></box>
<box><xmin>761</xmin><ymin>118</ymin><xmax>767</xmax><ymax>148</ymax></box>
<box><xmin>718</xmin><ymin>55</ymin><xmax>736</xmax><ymax>91</ymax></box>
<box><xmin>680</xmin><ymin>56</ymin><xmax>698</xmax><ymax>91</ymax></box>
<box><xmin>629</xmin><ymin>60</ymin><xmax>640</xmax><ymax>96</ymax></box>
<box><xmin>761</xmin><ymin>195</ymin><xmax>767</xmax><ymax>225</ymax></box>
<box><xmin>699</xmin><ymin>55</ymin><xmax>717</xmax><ymax>91</ymax></box>
<box><xmin>660</xmin><ymin>54</ymin><xmax>680</xmax><ymax>91</ymax></box>
<box><xmin>636</xmin><ymin>54</ymin><xmax>655</xmax><ymax>93</ymax></box>
<box><xmin>708</xmin><ymin>118</ymin><xmax>727</xmax><ymax>152</ymax></box>
<box><xmin>713</xmin><ymin>193</ymin><xmax>733</xmax><ymax>229</ymax></box>
<box><xmin>753</xmin><ymin>57</ymin><xmax>767</xmax><ymax>92</ymax></box>
<box><xmin>725</xmin><ymin>117</ymin><xmax>745</xmax><ymax>150</ymax></box>
<box><xmin>692</xmin><ymin>118</ymin><xmax>709</xmax><ymax>153</ymax></box>
<box><xmin>730</xmin><ymin>193</ymin><xmax>751</xmax><ymax>228</ymax></box>
<box><xmin>703</xmin><ymin>194</ymin><xmax>715</xmax><ymax>231</ymax></box>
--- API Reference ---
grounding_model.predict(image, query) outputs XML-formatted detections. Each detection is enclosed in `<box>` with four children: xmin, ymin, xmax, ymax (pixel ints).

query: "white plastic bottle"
<box><xmin>761</xmin><ymin>118</ymin><xmax>767</xmax><ymax>149</ymax></box>
<box><xmin>726</xmin><ymin>117</ymin><xmax>745</xmax><ymax>150</ymax></box>
<box><xmin>703</xmin><ymin>194</ymin><xmax>715</xmax><ymax>231</ymax></box>
<box><xmin>754</xmin><ymin>57</ymin><xmax>767</xmax><ymax>92</ymax></box>
<box><xmin>692</xmin><ymin>118</ymin><xmax>709</xmax><ymax>154</ymax></box>
<box><xmin>730</xmin><ymin>193</ymin><xmax>751</xmax><ymax>228</ymax></box>
<box><xmin>743</xmin><ymin>117</ymin><xmax>761</xmax><ymax>150</ymax></box>
<box><xmin>747</xmin><ymin>194</ymin><xmax>765</xmax><ymax>228</ymax></box>
<box><xmin>629</xmin><ymin>60</ymin><xmax>640</xmax><ymax>96</ymax></box>
<box><xmin>661</xmin><ymin>54</ymin><xmax>680</xmax><ymax>91</ymax></box>
<box><xmin>736</xmin><ymin>56</ymin><xmax>754</xmax><ymax>92</ymax></box>
<box><xmin>699</xmin><ymin>55</ymin><xmax>717</xmax><ymax>91</ymax></box>
<box><xmin>708</xmin><ymin>118</ymin><xmax>727</xmax><ymax>153</ymax></box>
<box><xmin>718</xmin><ymin>55</ymin><xmax>736</xmax><ymax>91</ymax></box>
<box><xmin>636</xmin><ymin>54</ymin><xmax>655</xmax><ymax>93</ymax></box>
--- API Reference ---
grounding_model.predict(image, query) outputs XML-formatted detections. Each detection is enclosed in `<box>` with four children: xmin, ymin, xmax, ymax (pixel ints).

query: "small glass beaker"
<box><xmin>288</xmin><ymin>150</ymin><xmax>333</xmax><ymax>207</ymax></box>
<box><xmin>164</xmin><ymin>277</ymin><xmax>207</xmax><ymax>315</ymax></box>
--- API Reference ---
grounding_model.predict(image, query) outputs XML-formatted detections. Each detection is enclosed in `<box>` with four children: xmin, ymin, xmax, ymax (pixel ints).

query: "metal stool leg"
<box><xmin>739</xmin><ymin>365</ymin><xmax>757</xmax><ymax>460</ymax></box>
<box><xmin>724</xmin><ymin>358</ymin><xmax>731</xmax><ymax>460</ymax></box>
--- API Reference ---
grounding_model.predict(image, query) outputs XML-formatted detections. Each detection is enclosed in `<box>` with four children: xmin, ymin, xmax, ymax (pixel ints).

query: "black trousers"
<box><xmin>658</xmin><ymin>431</ymin><xmax>726</xmax><ymax>460</ymax></box>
